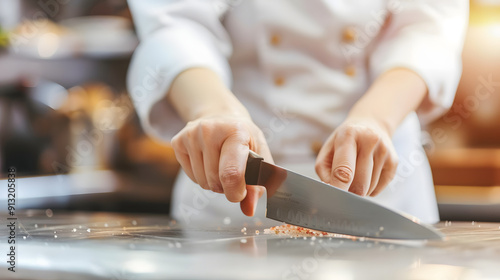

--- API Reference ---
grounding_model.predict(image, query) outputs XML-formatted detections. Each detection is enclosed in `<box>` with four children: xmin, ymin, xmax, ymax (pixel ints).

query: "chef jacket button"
<box><xmin>270</xmin><ymin>33</ymin><xmax>281</xmax><ymax>46</ymax></box>
<box><xmin>344</xmin><ymin>65</ymin><xmax>356</xmax><ymax>77</ymax></box>
<box><xmin>274</xmin><ymin>76</ymin><xmax>285</xmax><ymax>86</ymax></box>
<box><xmin>311</xmin><ymin>141</ymin><xmax>323</xmax><ymax>156</ymax></box>
<box><xmin>342</xmin><ymin>27</ymin><xmax>357</xmax><ymax>43</ymax></box>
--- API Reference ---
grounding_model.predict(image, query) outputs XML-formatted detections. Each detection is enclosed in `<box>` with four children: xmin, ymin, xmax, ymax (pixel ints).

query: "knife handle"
<box><xmin>245</xmin><ymin>150</ymin><xmax>264</xmax><ymax>185</ymax></box>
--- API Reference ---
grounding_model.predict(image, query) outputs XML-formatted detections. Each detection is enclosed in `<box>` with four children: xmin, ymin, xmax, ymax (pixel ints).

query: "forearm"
<box><xmin>167</xmin><ymin>67</ymin><xmax>250</xmax><ymax>122</ymax></box>
<box><xmin>348</xmin><ymin>68</ymin><xmax>428</xmax><ymax>135</ymax></box>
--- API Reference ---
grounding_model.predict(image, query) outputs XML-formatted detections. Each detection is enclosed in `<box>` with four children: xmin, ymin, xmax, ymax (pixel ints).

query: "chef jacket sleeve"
<box><xmin>369</xmin><ymin>0</ymin><xmax>468</xmax><ymax>124</ymax></box>
<box><xmin>126</xmin><ymin>0</ymin><xmax>233</xmax><ymax>141</ymax></box>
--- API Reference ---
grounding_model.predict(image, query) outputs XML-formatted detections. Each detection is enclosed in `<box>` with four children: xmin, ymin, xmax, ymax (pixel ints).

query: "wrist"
<box><xmin>192</xmin><ymin>92</ymin><xmax>251</xmax><ymax>121</ymax></box>
<box><xmin>345</xmin><ymin>108</ymin><xmax>395</xmax><ymax>136</ymax></box>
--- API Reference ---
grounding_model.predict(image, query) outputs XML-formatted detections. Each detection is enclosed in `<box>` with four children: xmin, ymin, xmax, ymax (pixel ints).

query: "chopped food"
<box><xmin>263</xmin><ymin>224</ymin><xmax>360</xmax><ymax>240</ymax></box>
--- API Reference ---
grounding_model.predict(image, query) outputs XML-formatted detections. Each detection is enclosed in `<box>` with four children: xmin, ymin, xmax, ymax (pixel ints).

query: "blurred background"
<box><xmin>0</xmin><ymin>0</ymin><xmax>179</xmax><ymax>214</ymax></box>
<box><xmin>0</xmin><ymin>0</ymin><xmax>499</xmax><ymax>220</ymax></box>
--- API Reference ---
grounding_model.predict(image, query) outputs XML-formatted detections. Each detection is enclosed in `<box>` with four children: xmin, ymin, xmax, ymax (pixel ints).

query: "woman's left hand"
<box><xmin>315</xmin><ymin>118</ymin><xmax>399</xmax><ymax>197</ymax></box>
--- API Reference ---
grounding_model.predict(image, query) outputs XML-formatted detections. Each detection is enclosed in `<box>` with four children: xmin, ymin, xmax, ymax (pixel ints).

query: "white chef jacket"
<box><xmin>127</xmin><ymin>0</ymin><xmax>468</xmax><ymax>225</ymax></box>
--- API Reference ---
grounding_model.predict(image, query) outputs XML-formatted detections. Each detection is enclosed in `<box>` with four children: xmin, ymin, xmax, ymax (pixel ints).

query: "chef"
<box><xmin>126</xmin><ymin>0</ymin><xmax>468</xmax><ymax>226</ymax></box>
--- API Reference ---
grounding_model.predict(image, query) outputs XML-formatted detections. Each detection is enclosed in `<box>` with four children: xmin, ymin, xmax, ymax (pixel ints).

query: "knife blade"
<box><xmin>245</xmin><ymin>150</ymin><xmax>444</xmax><ymax>240</ymax></box>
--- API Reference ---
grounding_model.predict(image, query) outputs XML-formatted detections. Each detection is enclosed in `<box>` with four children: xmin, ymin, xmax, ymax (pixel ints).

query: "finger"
<box><xmin>315</xmin><ymin>138</ymin><xmax>334</xmax><ymax>183</ymax></box>
<box><xmin>219</xmin><ymin>133</ymin><xmax>250</xmax><ymax>203</ymax></box>
<box><xmin>171</xmin><ymin>135</ymin><xmax>197</xmax><ymax>184</ymax></box>
<box><xmin>173</xmin><ymin>149</ymin><xmax>197</xmax><ymax>183</ymax></box>
<box><xmin>349</xmin><ymin>150</ymin><xmax>373</xmax><ymax>196</ymax></box>
<box><xmin>370</xmin><ymin>155</ymin><xmax>398</xmax><ymax>197</ymax></box>
<box><xmin>203</xmin><ymin>148</ymin><xmax>222</xmax><ymax>193</ymax></box>
<box><xmin>199</xmin><ymin>130</ymin><xmax>223</xmax><ymax>193</ymax></box>
<box><xmin>188</xmin><ymin>147</ymin><xmax>210</xmax><ymax>190</ymax></box>
<box><xmin>254</xmin><ymin>131</ymin><xmax>274</xmax><ymax>164</ymax></box>
<box><xmin>240</xmin><ymin>185</ymin><xmax>265</xmax><ymax>216</ymax></box>
<box><xmin>366</xmin><ymin>147</ymin><xmax>388</xmax><ymax>196</ymax></box>
<box><xmin>329</xmin><ymin>138</ymin><xmax>357</xmax><ymax>191</ymax></box>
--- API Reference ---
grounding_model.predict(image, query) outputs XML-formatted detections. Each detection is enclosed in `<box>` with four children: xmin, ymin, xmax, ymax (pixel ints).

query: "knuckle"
<box><xmin>333</xmin><ymin>165</ymin><xmax>354</xmax><ymax>184</ymax></box>
<box><xmin>207</xmin><ymin>177</ymin><xmax>223</xmax><ymax>193</ymax></box>
<box><xmin>198</xmin><ymin>120</ymin><xmax>215</xmax><ymax>136</ymax></box>
<box><xmin>376</xmin><ymin>143</ymin><xmax>388</xmax><ymax>156</ymax></box>
<box><xmin>220</xmin><ymin>166</ymin><xmax>243</xmax><ymax>189</ymax></box>
<box><xmin>171</xmin><ymin>134</ymin><xmax>182</xmax><ymax>149</ymax></box>
<box><xmin>342</xmin><ymin>125</ymin><xmax>357</xmax><ymax>138</ymax></box>
<box><xmin>364</xmin><ymin>130</ymin><xmax>380</xmax><ymax>145</ymax></box>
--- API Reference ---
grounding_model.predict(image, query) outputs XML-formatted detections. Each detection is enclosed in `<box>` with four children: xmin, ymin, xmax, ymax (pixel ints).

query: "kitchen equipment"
<box><xmin>0</xmin><ymin>79</ymin><xmax>69</xmax><ymax>177</ymax></box>
<box><xmin>245</xmin><ymin>151</ymin><xmax>443</xmax><ymax>240</ymax></box>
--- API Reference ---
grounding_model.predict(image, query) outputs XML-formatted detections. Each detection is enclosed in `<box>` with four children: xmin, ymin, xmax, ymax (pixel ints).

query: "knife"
<box><xmin>245</xmin><ymin>150</ymin><xmax>444</xmax><ymax>240</ymax></box>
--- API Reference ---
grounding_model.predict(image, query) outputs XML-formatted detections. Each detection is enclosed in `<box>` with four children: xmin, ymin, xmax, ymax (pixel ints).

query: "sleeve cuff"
<box><xmin>127</xmin><ymin>22</ymin><xmax>232</xmax><ymax>141</ymax></box>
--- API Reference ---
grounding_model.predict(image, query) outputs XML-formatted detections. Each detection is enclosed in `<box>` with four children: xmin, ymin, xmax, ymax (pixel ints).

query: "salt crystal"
<box><xmin>104</xmin><ymin>223</ymin><xmax>108</xmax><ymax>227</ymax></box>
<box><xmin>175</xmin><ymin>242</ymin><xmax>182</xmax><ymax>248</ymax></box>
<box><xmin>241</xmin><ymin>227</ymin><xmax>247</xmax><ymax>233</ymax></box>
<box><xmin>472</xmin><ymin>221</ymin><xmax>475</xmax><ymax>225</ymax></box>
<box><xmin>131</xmin><ymin>220</ymin><xmax>137</xmax><ymax>226</ymax></box>
<box><xmin>54</xmin><ymin>235</ymin><xmax>58</xmax><ymax>238</ymax></box>
<box><xmin>359</xmin><ymin>237</ymin><xmax>366</xmax><ymax>242</ymax></box>
<box><xmin>23</xmin><ymin>236</ymin><xmax>26</xmax><ymax>240</ymax></box>
<box><xmin>223</xmin><ymin>217</ymin><xmax>231</xmax><ymax>225</ymax></box>
<box><xmin>311</xmin><ymin>236</ymin><xmax>316</xmax><ymax>241</ymax></box>
<box><xmin>240</xmin><ymin>239</ymin><xmax>247</xmax><ymax>244</ymax></box>
<box><xmin>34</xmin><ymin>224</ymin><xmax>38</xmax><ymax>228</ymax></box>
<box><xmin>45</xmin><ymin>209</ymin><xmax>53</xmax><ymax>218</ymax></box>
<box><xmin>303</xmin><ymin>237</ymin><xmax>307</xmax><ymax>240</ymax></box>
<box><xmin>87</xmin><ymin>228</ymin><xmax>91</xmax><ymax>233</ymax></box>
<box><xmin>72</xmin><ymin>228</ymin><xmax>77</xmax><ymax>232</ymax></box>
<box><xmin>379</xmin><ymin>226</ymin><xmax>384</xmax><ymax>231</ymax></box>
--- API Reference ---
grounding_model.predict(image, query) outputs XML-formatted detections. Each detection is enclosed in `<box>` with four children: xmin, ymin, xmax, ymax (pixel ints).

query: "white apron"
<box><xmin>126</xmin><ymin>0</ymin><xmax>469</xmax><ymax>225</ymax></box>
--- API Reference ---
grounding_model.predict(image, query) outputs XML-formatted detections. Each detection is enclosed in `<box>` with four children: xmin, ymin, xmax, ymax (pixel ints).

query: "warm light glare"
<box><xmin>37</xmin><ymin>32</ymin><xmax>60</xmax><ymax>58</ymax></box>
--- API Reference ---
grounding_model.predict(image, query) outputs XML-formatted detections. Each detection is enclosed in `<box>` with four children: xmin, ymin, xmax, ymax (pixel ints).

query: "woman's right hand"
<box><xmin>171</xmin><ymin>114</ymin><xmax>273</xmax><ymax>217</ymax></box>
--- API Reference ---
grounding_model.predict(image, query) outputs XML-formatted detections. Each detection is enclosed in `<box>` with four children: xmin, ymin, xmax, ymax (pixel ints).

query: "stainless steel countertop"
<box><xmin>1</xmin><ymin>210</ymin><xmax>500</xmax><ymax>280</ymax></box>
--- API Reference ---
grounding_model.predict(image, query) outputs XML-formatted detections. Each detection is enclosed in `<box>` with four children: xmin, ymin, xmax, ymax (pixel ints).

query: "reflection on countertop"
<box><xmin>1</xmin><ymin>210</ymin><xmax>499</xmax><ymax>280</ymax></box>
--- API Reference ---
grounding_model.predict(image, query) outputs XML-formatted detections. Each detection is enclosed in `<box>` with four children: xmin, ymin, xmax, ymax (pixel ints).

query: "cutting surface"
<box><xmin>1</xmin><ymin>210</ymin><xmax>500</xmax><ymax>280</ymax></box>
